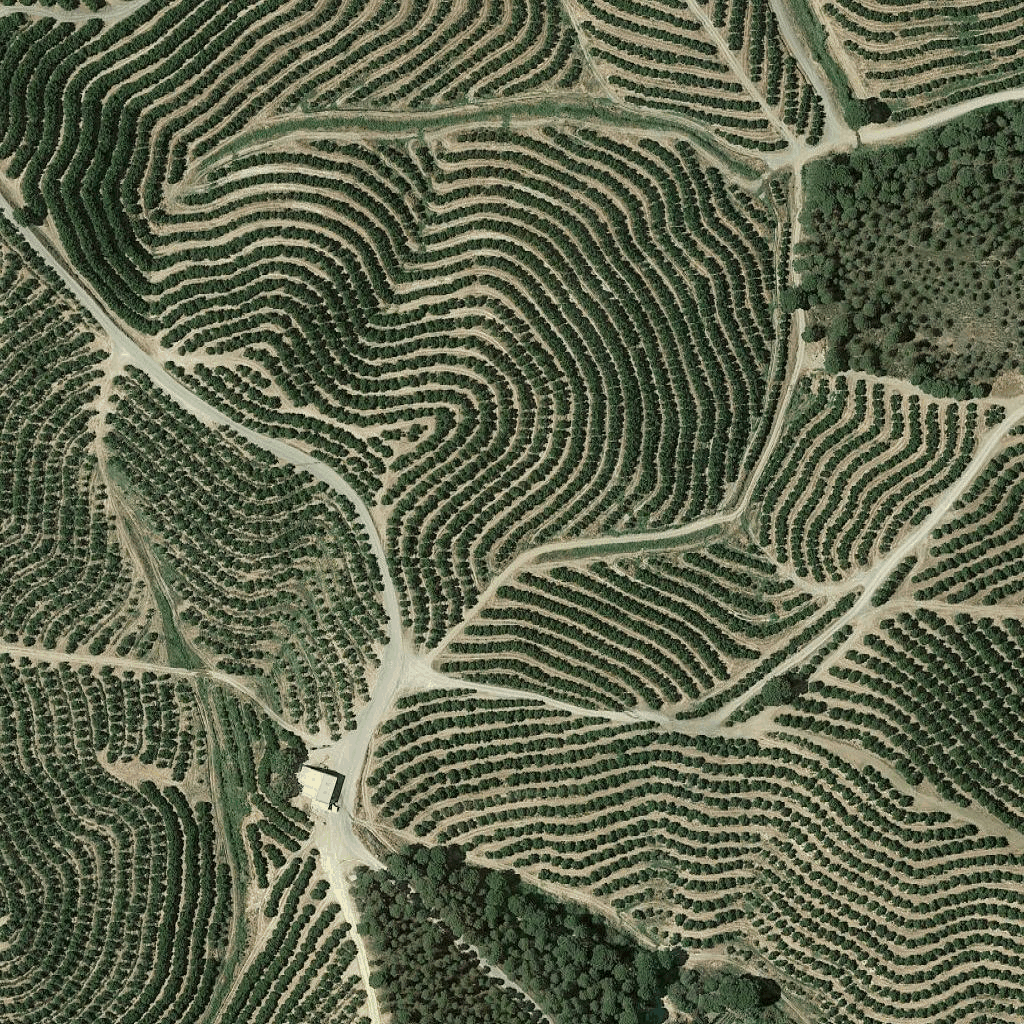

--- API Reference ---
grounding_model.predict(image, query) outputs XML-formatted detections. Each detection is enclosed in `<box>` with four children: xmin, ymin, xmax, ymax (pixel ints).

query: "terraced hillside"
<box><xmin>778</xmin><ymin>610</ymin><xmax>1024</xmax><ymax>828</ymax></box>
<box><xmin>0</xmin><ymin>196</ymin><xmax>389</xmax><ymax>1023</ymax></box>
<box><xmin>914</xmin><ymin>432</ymin><xmax>1024</xmax><ymax>605</ymax></box>
<box><xmin>0</xmin><ymin>207</ymin><xmax>150</xmax><ymax>656</ymax></box>
<box><xmin>0</xmin><ymin>0</ymin><xmax>803</xmax><ymax>652</ymax></box>
<box><xmin>89</xmin><ymin>119</ymin><xmax>787</xmax><ymax>649</ymax></box>
<box><xmin>750</xmin><ymin>375</ymin><xmax>979</xmax><ymax>582</ymax></box>
<box><xmin>815</xmin><ymin>0</ymin><xmax>1024</xmax><ymax>119</ymax></box>
<box><xmin>2</xmin><ymin>0</ymin><xmax>1024</xmax><ymax>1022</ymax></box>
<box><xmin>439</xmin><ymin>540</ymin><xmax>826</xmax><ymax>710</ymax></box>
<box><xmin>107</xmin><ymin>367</ymin><xmax>388</xmax><ymax>738</ymax></box>
<box><xmin>0</xmin><ymin>653</ymin><xmax>373</xmax><ymax>1024</ymax></box>
<box><xmin>366</xmin><ymin>688</ymin><xmax>1024</xmax><ymax>1022</ymax></box>
<box><xmin>571</xmin><ymin>0</ymin><xmax>827</xmax><ymax>149</ymax></box>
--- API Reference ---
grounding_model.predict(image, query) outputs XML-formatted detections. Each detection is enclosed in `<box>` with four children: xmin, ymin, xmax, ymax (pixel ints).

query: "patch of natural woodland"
<box><xmin>791</xmin><ymin>102</ymin><xmax>1024</xmax><ymax>398</ymax></box>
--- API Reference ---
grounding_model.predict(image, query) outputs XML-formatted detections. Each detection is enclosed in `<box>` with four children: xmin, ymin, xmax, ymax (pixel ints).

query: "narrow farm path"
<box><xmin>317</xmin><ymin>857</ymin><xmax>385</xmax><ymax>1024</ymax></box>
<box><xmin>559</xmin><ymin>0</ymin><xmax>618</xmax><ymax>106</ymax></box>
<box><xmin>5</xmin><ymin>1</ymin><xmax>146</xmax><ymax>24</ymax></box>
<box><xmin>0</xmin><ymin>638</ymin><xmax>204</xmax><ymax>682</ymax></box>
<box><xmin>767</xmin><ymin>0</ymin><xmax>856</xmax><ymax>152</ymax></box>
<box><xmin>0</xmin><ymin>638</ymin><xmax>320</xmax><ymax>741</ymax></box>
<box><xmin>4</xmin><ymin>57</ymin><xmax>1024</xmax><ymax>971</ymax></box>
<box><xmin>0</xmin><ymin>197</ymin><xmax>400</xmax><ymax>661</ymax></box>
<box><xmin>183</xmin><ymin>96</ymin><xmax>788</xmax><ymax>197</ymax></box>
<box><xmin>408</xmin><ymin>635</ymin><xmax>1024</xmax><ymax>848</ymax></box>
<box><xmin>805</xmin><ymin>0</ymin><xmax>872</xmax><ymax>100</ymax></box>
<box><xmin>428</xmin><ymin>508</ymin><xmax>738</xmax><ymax>659</ymax></box>
<box><xmin>401</xmin><ymin>655</ymin><xmax>672</xmax><ymax>728</ymax></box>
<box><xmin>169</xmin><ymin>46</ymin><xmax>1024</xmax><ymax>211</ymax></box>
<box><xmin>0</xmin><ymin>189</ymin><xmax>418</xmax><ymax>1023</ymax></box>
<box><xmin>191</xmin><ymin>678</ymin><xmax>251</xmax><ymax>1005</ymax></box>
<box><xmin>432</xmin><ymin>222</ymin><xmax>807</xmax><ymax>661</ymax></box>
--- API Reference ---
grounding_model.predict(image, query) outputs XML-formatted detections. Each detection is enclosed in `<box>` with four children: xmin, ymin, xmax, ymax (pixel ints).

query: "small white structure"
<box><xmin>298</xmin><ymin>765</ymin><xmax>341</xmax><ymax>813</ymax></box>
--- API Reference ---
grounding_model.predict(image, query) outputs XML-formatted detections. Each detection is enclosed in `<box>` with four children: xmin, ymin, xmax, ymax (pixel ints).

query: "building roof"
<box><xmin>315</xmin><ymin>772</ymin><xmax>338</xmax><ymax>807</ymax></box>
<box><xmin>298</xmin><ymin>765</ymin><xmax>341</xmax><ymax>811</ymax></box>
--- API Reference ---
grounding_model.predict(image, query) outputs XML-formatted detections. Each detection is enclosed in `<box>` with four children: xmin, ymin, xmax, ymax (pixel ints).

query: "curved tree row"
<box><xmin>819</xmin><ymin>0</ymin><xmax>1024</xmax><ymax>120</ymax></box>
<box><xmin>779</xmin><ymin>609</ymin><xmax>1024</xmax><ymax>829</ymax></box>
<box><xmin>368</xmin><ymin>688</ymin><xmax>1024</xmax><ymax>1023</ymax></box>
<box><xmin>0</xmin><ymin>3</ymin><xmax>786</xmax><ymax>653</ymax></box>
<box><xmin>576</xmin><ymin>0</ymin><xmax>825</xmax><ymax>149</ymax></box>
<box><xmin>440</xmin><ymin>540</ymin><xmax>822</xmax><ymax>710</ymax></box>
<box><xmin>106</xmin><ymin>368</ymin><xmax>388</xmax><ymax>737</ymax></box>
<box><xmin>0</xmin><ymin>208</ymin><xmax>152</xmax><ymax>657</ymax></box>
<box><xmin>751</xmin><ymin>374</ymin><xmax>978</xmax><ymax>582</ymax></box>
<box><xmin>0</xmin><ymin>656</ymin><xmax>229</xmax><ymax>1024</ymax></box>
<box><xmin>147</xmin><ymin>129</ymin><xmax>781</xmax><ymax>650</ymax></box>
<box><xmin>914</xmin><ymin>438</ymin><xmax>1024</xmax><ymax>603</ymax></box>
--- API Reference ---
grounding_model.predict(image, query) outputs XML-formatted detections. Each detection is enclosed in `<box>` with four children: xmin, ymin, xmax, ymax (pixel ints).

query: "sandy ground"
<box><xmin>11</xmin><ymin>0</ymin><xmax>146</xmax><ymax>24</ymax></box>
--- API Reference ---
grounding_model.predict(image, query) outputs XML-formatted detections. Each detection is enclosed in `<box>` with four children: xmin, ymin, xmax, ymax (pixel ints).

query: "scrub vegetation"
<box><xmin>796</xmin><ymin>102</ymin><xmax>1024</xmax><ymax>396</ymax></box>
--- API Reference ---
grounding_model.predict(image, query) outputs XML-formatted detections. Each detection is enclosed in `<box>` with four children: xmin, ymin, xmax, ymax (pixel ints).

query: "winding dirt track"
<box><xmin>10</xmin><ymin>0</ymin><xmax>145</xmax><ymax>24</ymax></box>
<box><xmin>431</xmin><ymin>303</ymin><xmax>806</xmax><ymax>659</ymax></box>
<box><xmin>5</xmin><ymin>99</ymin><xmax>1023</xmax><ymax>842</ymax></box>
<box><xmin>860</xmin><ymin>85</ymin><xmax>1024</xmax><ymax>145</ymax></box>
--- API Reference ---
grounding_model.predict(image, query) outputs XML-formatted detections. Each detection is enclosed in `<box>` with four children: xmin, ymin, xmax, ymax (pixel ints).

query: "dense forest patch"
<box><xmin>355</xmin><ymin>843</ymin><xmax>783</xmax><ymax>1024</ymax></box>
<box><xmin>794</xmin><ymin>102</ymin><xmax>1024</xmax><ymax>397</ymax></box>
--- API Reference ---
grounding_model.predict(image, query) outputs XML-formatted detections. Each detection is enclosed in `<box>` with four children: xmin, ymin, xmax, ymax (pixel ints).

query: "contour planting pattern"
<box><xmin>367</xmin><ymin>688</ymin><xmax>1024</xmax><ymax>1023</ymax></box>
<box><xmin>439</xmin><ymin>541</ymin><xmax>823</xmax><ymax>710</ymax></box>
<box><xmin>0</xmin><ymin>1</ymin><xmax>787</xmax><ymax>651</ymax></box>
<box><xmin>778</xmin><ymin>610</ymin><xmax>1024</xmax><ymax>830</ymax></box>
<box><xmin>3</xmin><ymin>0</ymin><xmax>1024</xmax><ymax>1021</ymax></box>
<box><xmin>750</xmin><ymin>374</ymin><xmax>979</xmax><ymax>583</ymax></box>
<box><xmin>0</xmin><ymin>211</ymin><xmax>153</xmax><ymax>656</ymax></box>
<box><xmin>107</xmin><ymin>368</ymin><xmax>388</xmax><ymax>738</ymax></box>
<box><xmin>297</xmin><ymin>0</ymin><xmax>584</xmax><ymax>109</ymax></box>
<box><xmin>217</xmin><ymin>852</ymin><xmax>366</xmax><ymax>1024</ymax></box>
<box><xmin>0</xmin><ymin>654</ymin><xmax>374</xmax><ymax>1024</ymax></box>
<box><xmin>574</xmin><ymin>0</ymin><xmax>826</xmax><ymax>148</ymax></box>
<box><xmin>0</xmin><ymin>657</ymin><xmax>227</xmax><ymax>1024</ymax></box>
<box><xmin>0</xmin><ymin>0</ymin><xmax>109</xmax><ymax>9</ymax></box>
<box><xmin>818</xmin><ymin>0</ymin><xmax>1024</xmax><ymax>119</ymax></box>
<box><xmin>913</xmin><ymin>435</ymin><xmax>1024</xmax><ymax>604</ymax></box>
<box><xmin>152</xmin><ymin>128</ymin><xmax>785</xmax><ymax>648</ymax></box>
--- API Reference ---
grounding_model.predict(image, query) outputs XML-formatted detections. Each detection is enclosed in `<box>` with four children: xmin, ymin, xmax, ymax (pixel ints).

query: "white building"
<box><xmin>297</xmin><ymin>765</ymin><xmax>341</xmax><ymax>813</ymax></box>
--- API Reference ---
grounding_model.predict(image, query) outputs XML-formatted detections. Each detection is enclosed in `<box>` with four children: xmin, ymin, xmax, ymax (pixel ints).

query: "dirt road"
<box><xmin>12</xmin><ymin>1</ymin><xmax>146</xmax><ymax>24</ymax></box>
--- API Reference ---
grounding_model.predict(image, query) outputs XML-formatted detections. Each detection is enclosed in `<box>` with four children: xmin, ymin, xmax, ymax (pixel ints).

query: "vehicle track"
<box><xmin>431</xmin><ymin>298</ymin><xmax>806</xmax><ymax>660</ymax></box>
<box><xmin>0</xmin><ymin>189</ymin><xmax>404</xmax><ymax>872</ymax></box>
<box><xmin>767</xmin><ymin>0</ymin><xmax>856</xmax><ymax>152</ymax></box>
<box><xmin>6</xmin><ymin>0</ymin><xmax>146</xmax><ymax>24</ymax></box>
<box><xmin>683</xmin><ymin>0</ymin><xmax>798</xmax><ymax>147</ymax></box>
